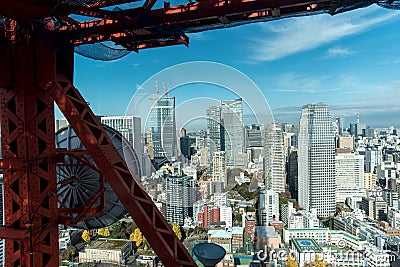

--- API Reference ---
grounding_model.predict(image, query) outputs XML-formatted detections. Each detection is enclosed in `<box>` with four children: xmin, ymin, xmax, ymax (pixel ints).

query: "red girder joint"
<box><xmin>0</xmin><ymin>228</ymin><xmax>29</xmax><ymax>241</ymax></box>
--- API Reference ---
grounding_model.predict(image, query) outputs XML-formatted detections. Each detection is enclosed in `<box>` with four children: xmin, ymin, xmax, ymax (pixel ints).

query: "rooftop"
<box><xmin>285</xmin><ymin>228</ymin><xmax>330</xmax><ymax>233</ymax></box>
<box><xmin>232</xmin><ymin>227</ymin><xmax>244</xmax><ymax>235</ymax></box>
<box><xmin>208</xmin><ymin>230</ymin><xmax>232</xmax><ymax>239</ymax></box>
<box><xmin>292</xmin><ymin>238</ymin><xmax>322</xmax><ymax>253</ymax></box>
<box><xmin>89</xmin><ymin>239</ymin><xmax>130</xmax><ymax>250</ymax></box>
<box><xmin>255</xmin><ymin>226</ymin><xmax>278</xmax><ymax>238</ymax></box>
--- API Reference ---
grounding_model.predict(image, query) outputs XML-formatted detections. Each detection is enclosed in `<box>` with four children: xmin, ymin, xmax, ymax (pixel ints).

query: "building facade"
<box><xmin>298</xmin><ymin>103</ymin><xmax>336</xmax><ymax>217</ymax></box>
<box><xmin>221</xmin><ymin>98</ymin><xmax>244</xmax><ymax>166</ymax></box>
<box><xmin>165</xmin><ymin>174</ymin><xmax>198</xmax><ymax>225</ymax></box>
<box><xmin>263</xmin><ymin>126</ymin><xmax>285</xmax><ymax>193</ymax></box>
<box><xmin>207</xmin><ymin>106</ymin><xmax>224</xmax><ymax>154</ymax></box>
<box><xmin>258</xmin><ymin>190</ymin><xmax>279</xmax><ymax>226</ymax></box>
<box><xmin>212</xmin><ymin>151</ymin><xmax>227</xmax><ymax>186</ymax></box>
<box><xmin>335</xmin><ymin>152</ymin><xmax>364</xmax><ymax>203</ymax></box>
<box><xmin>148</xmin><ymin>95</ymin><xmax>177</xmax><ymax>162</ymax></box>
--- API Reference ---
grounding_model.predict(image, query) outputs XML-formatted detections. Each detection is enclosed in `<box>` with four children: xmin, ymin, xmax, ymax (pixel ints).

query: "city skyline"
<box><xmin>70</xmin><ymin>4</ymin><xmax>400</xmax><ymax>129</ymax></box>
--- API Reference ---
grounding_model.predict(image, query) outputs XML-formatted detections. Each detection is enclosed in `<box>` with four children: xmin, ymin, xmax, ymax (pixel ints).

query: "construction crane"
<box><xmin>0</xmin><ymin>1</ymin><xmax>399</xmax><ymax>267</ymax></box>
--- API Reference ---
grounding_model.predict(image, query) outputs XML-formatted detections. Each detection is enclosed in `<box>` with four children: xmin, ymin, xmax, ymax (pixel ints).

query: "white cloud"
<box><xmin>325</xmin><ymin>47</ymin><xmax>355</xmax><ymax>58</ymax></box>
<box><xmin>269</xmin><ymin>72</ymin><xmax>348</xmax><ymax>93</ymax></box>
<box><xmin>249</xmin><ymin>6</ymin><xmax>400</xmax><ymax>61</ymax></box>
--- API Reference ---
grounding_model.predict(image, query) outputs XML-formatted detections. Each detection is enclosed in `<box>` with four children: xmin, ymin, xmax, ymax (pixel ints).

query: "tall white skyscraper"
<box><xmin>298</xmin><ymin>103</ymin><xmax>336</xmax><ymax>217</ymax></box>
<box><xmin>263</xmin><ymin>125</ymin><xmax>285</xmax><ymax>193</ymax></box>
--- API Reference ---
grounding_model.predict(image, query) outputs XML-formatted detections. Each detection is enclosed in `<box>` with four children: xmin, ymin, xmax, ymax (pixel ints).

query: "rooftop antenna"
<box><xmin>156</xmin><ymin>80</ymin><xmax>160</xmax><ymax>97</ymax></box>
<box><xmin>162</xmin><ymin>82</ymin><xmax>170</xmax><ymax>95</ymax></box>
<box><xmin>357</xmin><ymin>113</ymin><xmax>360</xmax><ymax>124</ymax></box>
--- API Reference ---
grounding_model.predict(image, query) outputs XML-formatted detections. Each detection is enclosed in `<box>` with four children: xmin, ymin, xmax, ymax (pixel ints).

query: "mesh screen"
<box><xmin>2</xmin><ymin>0</ymin><xmax>400</xmax><ymax>61</ymax></box>
<box><xmin>377</xmin><ymin>0</ymin><xmax>400</xmax><ymax>9</ymax></box>
<box><xmin>74</xmin><ymin>42</ymin><xmax>131</xmax><ymax>60</ymax></box>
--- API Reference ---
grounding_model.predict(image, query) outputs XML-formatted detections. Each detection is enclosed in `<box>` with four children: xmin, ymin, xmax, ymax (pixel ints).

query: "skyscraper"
<box><xmin>221</xmin><ymin>98</ymin><xmax>244</xmax><ymax>166</ymax></box>
<box><xmin>263</xmin><ymin>125</ymin><xmax>286</xmax><ymax>193</ymax></box>
<box><xmin>148</xmin><ymin>94</ymin><xmax>177</xmax><ymax>163</ymax></box>
<box><xmin>206</xmin><ymin>106</ymin><xmax>224</xmax><ymax>153</ymax></box>
<box><xmin>298</xmin><ymin>103</ymin><xmax>336</xmax><ymax>217</ymax></box>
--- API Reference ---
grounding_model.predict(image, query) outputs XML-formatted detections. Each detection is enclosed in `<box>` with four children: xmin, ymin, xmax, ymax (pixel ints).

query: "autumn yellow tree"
<box><xmin>313</xmin><ymin>255</ymin><xmax>327</xmax><ymax>267</ymax></box>
<box><xmin>129</xmin><ymin>228</ymin><xmax>143</xmax><ymax>247</ymax></box>
<box><xmin>98</xmin><ymin>227</ymin><xmax>110</xmax><ymax>237</ymax></box>
<box><xmin>172</xmin><ymin>223</ymin><xmax>182</xmax><ymax>240</ymax></box>
<box><xmin>286</xmin><ymin>254</ymin><xmax>298</xmax><ymax>267</ymax></box>
<box><xmin>81</xmin><ymin>230</ymin><xmax>91</xmax><ymax>243</ymax></box>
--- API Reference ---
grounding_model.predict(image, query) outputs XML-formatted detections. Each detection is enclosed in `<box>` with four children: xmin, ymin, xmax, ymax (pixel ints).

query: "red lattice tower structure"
<box><xmin>0</xmin><ymin>0</ymin><xmax>398</xmax><ymax>266</ymax></box>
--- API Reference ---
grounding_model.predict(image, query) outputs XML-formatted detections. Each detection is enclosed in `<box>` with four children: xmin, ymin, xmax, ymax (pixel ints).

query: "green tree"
<box><xmin>110</xmin><ymin>222</ymin><xmax>126</xmax><ymax>239</ymax></box>
<box><xmin>172</xmin><ymin>223</ymin><xmax>182</xmax><ymax>240</ymax></box>
<box><xmin>130</xmin><ymin>228</ymin><xmax>143</xmax><ymax>247</ymax></box>
<box><xmin>65</xmin><ymin>246</ymin><xmax>76</xmax><ymax>261</ymax></box>
<box><xmin>81</xmin><ymin>230</ymin><xmax>91</xmax><ymax>243</ymax></box>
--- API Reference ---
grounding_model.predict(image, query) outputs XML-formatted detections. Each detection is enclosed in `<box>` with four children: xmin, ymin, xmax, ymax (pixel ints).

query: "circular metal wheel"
<box><xmin>56</xmin><ymin>125</ymin><xmax>141</xmax><ymax>229</ymax></box>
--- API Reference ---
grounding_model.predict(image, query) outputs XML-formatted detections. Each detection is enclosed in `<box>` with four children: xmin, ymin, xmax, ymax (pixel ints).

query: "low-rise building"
<box><xmin>231</xmin><ymin>227</ymin><xmax>244</xmax><ymax>253</ymax></box>
<box><xmin>254</xmin><ymin>226</ymin><xmax>281</xmax><ymax>251</ymax></box>
<box><xmin>78</xmin><ymin>238</ymin><xmax>132</xmax><ymax>265</ymax></box>
<box><xmin>208</xmin><ymin>229</ymin><xmax>232</xmax><ymax>253</ymax></box>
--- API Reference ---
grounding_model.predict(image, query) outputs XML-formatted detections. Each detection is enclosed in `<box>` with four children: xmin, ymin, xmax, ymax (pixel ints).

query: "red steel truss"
<box><xmin>0</xmin><ymin>36</ymin><xmax>196</xmax><ymax>266</ymax></box>
<box><xmin>0</xmin><ymin>38</ymin><xmax>59</xmax><ymax>267</ymax></box>
<box><xmin>48</xmin><ymin>66</ymin><xmax>196</xmax><ymax>267</ymax></box>
<box><xmin>0</xmin><ymin>0</ymin><xmax>398</xmax><ymax>266</ymax></box>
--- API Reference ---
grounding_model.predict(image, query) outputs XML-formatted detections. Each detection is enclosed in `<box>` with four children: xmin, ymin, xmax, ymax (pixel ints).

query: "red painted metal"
<box><xmin>52</xmin><ymin>0</ymin><xmax>326</xmax><ymax>51</ymax></box>
<box><xmin>48</xmin><ymin>72</ymin><xmax>197</xmax><ymax>266</ymax></box>
<box><xmin>0</xmin><ymin>37</ymin><xmax>59</xmax><ymax>267</ymax></box>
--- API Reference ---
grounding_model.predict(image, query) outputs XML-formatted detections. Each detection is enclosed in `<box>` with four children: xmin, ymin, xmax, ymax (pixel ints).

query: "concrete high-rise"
<box><xmin>258</xmin><ymin>190</ymin><xmax>279</xmax><ymax>226</ymax></box>
<box><xmin>335</xmin><ymin>152</ymin><xmax>364</xmax><ymax>203</ymax></box>
<box><xmin>221</xmin><ymin>98</ymin><xmax>244</xmax><ymax>166</ymax></box>
<box><xmin>165</xmin><ymin>174</ymin><xmax>198</xmax><ymax>226</ymax></box>
<box><xmin>365</xmin><ymin>148</ymin><xmax>382</xmax><ymax>173</ymax></box>
<box><xmin>148</xmin><ymin>94</ymin><xmax>177</xmax><ymax>163</ymax></box>
<box><xmin>212</xmin><ymin>151</ymin><xmax>227</xmax><ymax>186</ymax></box>
<box><xmin>100</xmin><ymin>116</ymin><xmax>142</xmax><ymax>155</ymax></box>
<box><xmin>263</xmin><ymin>125</ymin><xmax>286</xmax><ymax>193</ymax></box>
<box><xmin>298</xmin><ymin>103</ymin><xmax>336</xmax><ymax>217</ymax></box>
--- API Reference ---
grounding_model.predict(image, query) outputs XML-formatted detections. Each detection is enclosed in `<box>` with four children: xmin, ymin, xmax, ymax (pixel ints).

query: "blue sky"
<box><xmin>70</xmin><ymin>4</ymin><xmax>400</xmax><ymax>130</ymax></box>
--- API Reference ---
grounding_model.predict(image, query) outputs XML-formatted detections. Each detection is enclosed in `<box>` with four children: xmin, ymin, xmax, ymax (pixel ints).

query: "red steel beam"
<box><xmin>53</xmin><ymin>0</ymin><xmax>330</xmax><ymax>49</ymax></box>
<box><xmin>0</xmin><ymin>37</ymin><xmax>59</xmax><ymax>267</ymax></box>
<box><xmin>48</xmin><ymin>71</ymin><xmax>196</xmax><ymax>266</ymax></box>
